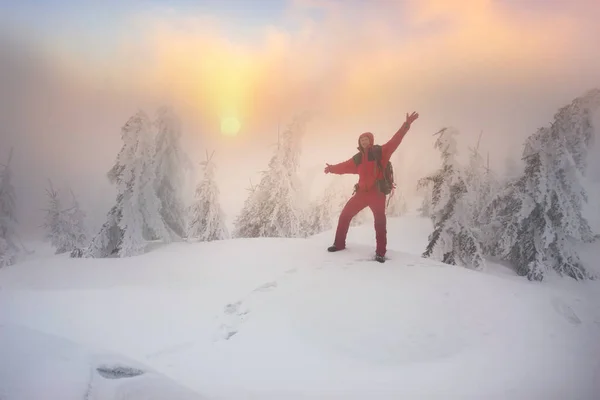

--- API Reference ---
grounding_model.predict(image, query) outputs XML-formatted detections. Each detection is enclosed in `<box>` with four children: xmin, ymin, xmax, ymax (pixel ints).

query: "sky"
<box><xmin>1</xmin><ymin>0</ymin><xmax>600</xmax><ymax>235</ymax></box>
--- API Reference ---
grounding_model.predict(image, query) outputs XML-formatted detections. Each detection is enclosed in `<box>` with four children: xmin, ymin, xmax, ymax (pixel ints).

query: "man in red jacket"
<box><xmin>324</xmin><ymin>112</ymin><xmax>419</xmax><ymax>262</ymax></box>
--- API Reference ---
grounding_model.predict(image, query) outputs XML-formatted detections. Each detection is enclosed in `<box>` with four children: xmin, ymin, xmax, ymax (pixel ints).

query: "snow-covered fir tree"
<box><xmin>77</xmin><ymin>197</ymin><xmax>122</xmax><ymax>258</ymax></box>
<box><xmin>153</xmin><ymin>106</ymin><xmax>191</xmax><ymax>239</ymax></box>
<box><xmin>0</xmin><ymin>148</ymin><xmax>19</xmax><ymax>267</ymax></box>
<box><xmin>305</xmin><ymin>175</ymin><xmax>351</xmax><ymax>235</ymax></box>
<box><xmin>417</xmin><ymin>180</ymin><xmax>433</xmax><ymax>217</ymax></box>
<box><xmin>481</xmin><ymin>88</ymin><xmax>600</xmax><ymax>281</ymax></box>
<box><xmin>79</xmin><ymin>110</ymin><xmax>173</xmax><ymax>258</ymax></box>
<box><xmin>232</xmin><ymin>179</ymin><xmax>263</xmax><ymax>238</ymax></box>
<box><xmin>503</xmin><ymin>153</ymin><xmax>522</xmax><ymax>183</ymax></box>
<box><xmin>41</xmin><ymin>180</ymin><xmax>72</xmax><ymax>254</ymax></box>
<box><xmin>65</xmin><ymin>189</ymin><xmax>88</xmax><ymax>253</ymax></box>
<box><xmin>187</xmin><ymin>151</ymin><xmax>229</xmax><ymax>241</ymax></box>
<box><xmin>420</xmin><ymin>128</ymin><xmax>486</xmax><ymax>270</ymax></box>
<box><xmin>386</xmin><ymin>190</ymin><xmax>408</xmax><ymax>217</ymax></box>
<box><xmin>233</xmin><ymin>114</ymin><xmax>309</xmax><ymax>238</ymax></box>
<box><xmin>465</xmin><ymin>146</ymin><xmax>499</xmax><ymax>226</ymax></box>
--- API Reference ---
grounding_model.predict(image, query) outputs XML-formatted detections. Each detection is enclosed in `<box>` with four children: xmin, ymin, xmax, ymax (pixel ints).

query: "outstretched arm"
<box><xmin>324</xmin><ymin>158</ymin><xmax>358</xmax><ymax>175</ymax></box>
<box><xmin>381</xmin><ymin>112</ymin><xmax>419</xmax><ymax>159</ymax></box>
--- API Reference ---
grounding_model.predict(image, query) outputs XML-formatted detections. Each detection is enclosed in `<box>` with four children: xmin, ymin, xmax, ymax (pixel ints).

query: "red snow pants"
<box><xmin>334</xmin><ymin>189</ymin><xmax>387</xmax><ymax>256</ymax></box>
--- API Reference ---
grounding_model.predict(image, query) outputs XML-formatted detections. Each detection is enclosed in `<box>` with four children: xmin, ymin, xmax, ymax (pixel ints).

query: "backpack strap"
<box><xmin>352</xmin><ymin>152</ymin><xmax>362</xmax><ymax>166</ymax></box>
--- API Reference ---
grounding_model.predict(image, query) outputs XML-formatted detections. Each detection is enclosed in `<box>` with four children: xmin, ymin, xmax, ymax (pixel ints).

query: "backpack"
<box><xmin>351</xmin><ymin>145</ymin><xmax>395</xmax><ymax>195</ymax></box>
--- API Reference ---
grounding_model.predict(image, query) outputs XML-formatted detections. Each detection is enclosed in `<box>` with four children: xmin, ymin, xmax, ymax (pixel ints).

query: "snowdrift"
<box><xmin>0</xmin><ymin>325</ymin><xmax>205</xmax><ymax>400</ymax></box>
<box><xmin>1</xmin><ymin>216</ymin><xmax>600</xmax><ymax>399</ymax></box>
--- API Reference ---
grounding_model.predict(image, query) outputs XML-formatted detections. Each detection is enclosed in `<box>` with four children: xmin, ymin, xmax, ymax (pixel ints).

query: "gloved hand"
<box><xmin>324</xmin><ymin>163</ymin><xmax>332</xmax><ymax>174</ymax></box>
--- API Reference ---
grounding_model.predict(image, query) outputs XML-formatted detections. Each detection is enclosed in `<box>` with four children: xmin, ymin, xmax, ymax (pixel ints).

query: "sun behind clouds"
<box><xmin>220</xmin><ymin>116</ymin><xmax>241</xmax><ymax>136</ymax></box>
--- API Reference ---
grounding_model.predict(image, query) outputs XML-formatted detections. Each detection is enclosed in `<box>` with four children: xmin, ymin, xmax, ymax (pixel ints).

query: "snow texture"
<box><xmin>1</xmin><ymin>216</ymin><xmax>600</xmax><ymax>399</ymax></box>
<box><xmin>0</xmin><ymin>325</ymin><xmax>206</xmax><ymax>400</ymax></box>
<box><xmin>187</xmin><ymin>152</ymin><xmax>229</xmax><ymax>241</ymax></box>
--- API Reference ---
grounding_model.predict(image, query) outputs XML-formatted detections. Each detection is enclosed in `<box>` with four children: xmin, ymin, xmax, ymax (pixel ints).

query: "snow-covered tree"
<box><xmin>233</xmin><ymin>114</ymin><xmax>309</xmax><ymax>238</ymax></box>
<box><xmin>465</xmin><ymin>145</ymin><xmax>499</xmax><ymax>225</ymax></box>
<box><xmin>481</xmin><ymin>88</ymin><xmax>600</xmax><ymax>281</ymax></box>
<box><xmin>232</xmin><ymin>179</ymin><xmax>263</xmax><ymax>238</ymax></box>
<box><xmin>65</xmin><ymin>189</ymin><xmax>88</xmax><ymax>252</ymax></box>
<box><xmin>76</xmin><ymin>197</ymin><xmax>122</xmax><ymax>258</ymax></box>
<box><xmin>41</xmin><ymin>180</ymin><xmax>72</xmax><ymax>254</ymax></box>
<box><xmin>79</xmin><ymin>110</ymin><xmax>172</xmax><ymax>258</ymax></box>
<box><xmin>417</xmin><ymin>181</ymin><xmax>433</xmax><ymax>217</ymax></box>
<box><xmin>187</xmin><ymin>151</ymin><xmax>229</xmax><ymax>241</ymax></box>
<box><xmin>503</xmin><ymin>153</ymin><xmax>522</xmax><ymax>183</ymax></box>
<box><xmin>386</xmin><ymin>191</ymin><xmax>408</xmax><ymax>217</ymax></box>
<box><xmin>305</xmin><ymin>176</ymin><xmax>352</xmax><ymax>235</ymax></box>
<box><xmin>420</xmin><ymin>128</ymin><xmax>486</xmax><ymax>270</ymax></box>
<box><xmin>153</xmin><ymin>106</ymin><xmax>191</xmax><ymax>239</ymax></box>
<box><xmin>0</xmin><ymin>148</ymin><xmax>19</xmax><ymax>267</ymax></box>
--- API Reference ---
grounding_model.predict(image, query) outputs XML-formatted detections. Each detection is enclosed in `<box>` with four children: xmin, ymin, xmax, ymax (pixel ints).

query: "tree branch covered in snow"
<box><xmin>233</xmin><ymin>114</ymin><xmax>309</xmax><ymax>238</ymax></box>
<box><xmin>481</xmin><ymin>88</ymin><xmax>600</xmax><ymax>281</ymax></box>
<box><xmin>187</xmin><ymin>151</ymin><xmax>229</xmax><ymax>241</ymax></box>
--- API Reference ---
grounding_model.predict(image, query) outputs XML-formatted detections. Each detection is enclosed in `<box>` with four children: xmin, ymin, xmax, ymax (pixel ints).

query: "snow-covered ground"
<box><xmin>1</xmin><ymin>216</ymin><xmax>600</xmax><ymax>399</ymax></box>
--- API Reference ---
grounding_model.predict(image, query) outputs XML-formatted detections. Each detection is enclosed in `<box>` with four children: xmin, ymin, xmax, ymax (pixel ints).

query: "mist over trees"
<box><xmin>2</xmin><ymin>84</ymin><xmax>599</xmax><ymax>284</ymax></box>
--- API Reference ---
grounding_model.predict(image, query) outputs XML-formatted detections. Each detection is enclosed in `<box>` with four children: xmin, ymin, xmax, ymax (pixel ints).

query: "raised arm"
<box><xmin>324</xmin><ymin>158</ymin><xmax>358</xmax><ymax>175</ymax></box>
<box><xmin>381</xmin><ymin>112</ymin><xmax>419</xmax><ymax>160</ymax></box>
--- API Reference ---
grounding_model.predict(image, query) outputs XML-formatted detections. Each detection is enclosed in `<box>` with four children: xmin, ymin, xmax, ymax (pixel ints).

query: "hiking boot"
<box><xmin>328</xmin><ymin>245</ymin><xmax>342</xmax><ymax>252</ymax></box>
<box><xmin>375</xmin><ymin>253</ymin><xmax>385</xmax><ymax>263</ymax></box>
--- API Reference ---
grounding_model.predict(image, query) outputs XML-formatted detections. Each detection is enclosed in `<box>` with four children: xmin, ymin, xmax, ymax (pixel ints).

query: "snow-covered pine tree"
<box><xmin>232</xmin><ymin>179</ymin><xmax>264</xmax><ymax>238</ymax></box>
<box><xmin>0</xmin><ymin>148</ymin><xmax>19</xmax><ymax>267</ymax></box>
<box><xmin>305</xmin><ymin>175</ymin><xmax>351</xmax><ymax>235</ymax></box>
<box><xmin>421</xmin><ymin>128</ymin><xmax>485</xmax><ymax>270</ymax></box>
<box><xmin>503</xmin><ymin>153</ymin><xmax>522</xmax><ymax>183</ymax></box>
<box><xmin>80</xmin><ymin>110</ymin><xmax>173</xmax><ymax>258</ymax></box>
<box><xmin>153</xmin><ymin>106</ymin><xmax>191</xmax><ymax>239</ymax></box>
<box><xmin>41</xmin><ymin>180</ymin><xmax>72</xmax><ymax>254</ymax></box>
<box><xmin>187</xmin><ymin>151</ymin><xmax>229</xmax><ymax>241</ymax></box>
<box><xmin>417</xmin><ymin>180</ymin><xmax>433</xmax><ymax>217</ymax></box>
<box><xmin>66</xmin><ymin>189</ymin><xmax>88</xmax><ymax>253</ymax></box>
<box><xmin>76</xmin><ymin>197</ymin><xmax>122</xmax><ymax>258</ymax></box>
<box><xmin>481</xmin><ymin>88</ymin><xmax>600</xmax><ymax>281</ymax></box>
<box><xmin>386</xmin><ymin>191</ymin><xmax>408</xmax><ymax>217</ymax></box>
<box><xmin>233</xmin><ymin>114</ymin><xmax>309</xmax><ymax>238</ymax></box>
<box><xmin>118</xmin><ymin>110</ymin><xmax>173</xmax><ymax>256</ymax></box>
<box><xmin>465</xmin><ymin>143</ymin><xmax>499</xmax><ymax>226</ymax></box>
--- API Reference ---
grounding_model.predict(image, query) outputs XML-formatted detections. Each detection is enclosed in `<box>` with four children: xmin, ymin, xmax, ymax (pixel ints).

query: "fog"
<box><xmin>1</xmin><ymin>0</ymin><xmax>599</xmax><ymax>236</ymax></box>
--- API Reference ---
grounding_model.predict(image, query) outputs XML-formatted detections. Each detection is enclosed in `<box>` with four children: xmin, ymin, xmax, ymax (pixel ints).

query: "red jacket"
<box><xmin>328</xmin><ymin>122</ymin><xmax>411</xmax><ymax>192</ymax></box>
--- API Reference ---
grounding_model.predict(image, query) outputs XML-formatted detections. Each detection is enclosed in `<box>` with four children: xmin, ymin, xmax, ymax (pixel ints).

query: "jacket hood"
<box><xmin>357</xmin><ymin>132</ymin><xmax>374</xmax><ymax>151</ymax></box>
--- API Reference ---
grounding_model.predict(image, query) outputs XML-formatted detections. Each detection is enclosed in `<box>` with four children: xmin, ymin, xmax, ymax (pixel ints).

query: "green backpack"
<box><xmin>351</xmin><ymin>145</ymin><xmax>395</xmax><ymax>195</ymax></box>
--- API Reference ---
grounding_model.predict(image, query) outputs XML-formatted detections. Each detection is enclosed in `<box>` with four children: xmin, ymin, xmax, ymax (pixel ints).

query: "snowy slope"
<box><xmin>1</xmin><ymin>216</ymin><xmax>600</xmax><ymax>399</ymax></box>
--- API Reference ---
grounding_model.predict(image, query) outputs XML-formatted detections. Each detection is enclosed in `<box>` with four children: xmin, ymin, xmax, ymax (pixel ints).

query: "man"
<box><xmin>324</xmin><ymin>112</ymin><xmax>419</xmax><ymax>262</ymax></box>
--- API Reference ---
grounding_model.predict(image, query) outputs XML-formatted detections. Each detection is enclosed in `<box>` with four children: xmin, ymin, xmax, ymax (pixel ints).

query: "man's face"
<box><xmin>360</xmin><ymin>136</ymin><xmax>370</xmax><ymax>149</ymax></box>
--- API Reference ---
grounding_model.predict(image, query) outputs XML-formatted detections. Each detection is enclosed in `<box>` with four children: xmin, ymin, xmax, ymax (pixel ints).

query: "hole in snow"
<box><xmin>96</xmin><ymin>365</ymin><xmax>145</xmax><ymax>379</ymax></box>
